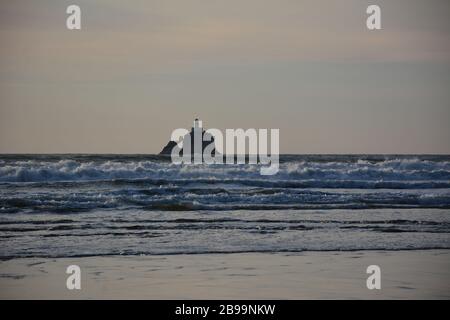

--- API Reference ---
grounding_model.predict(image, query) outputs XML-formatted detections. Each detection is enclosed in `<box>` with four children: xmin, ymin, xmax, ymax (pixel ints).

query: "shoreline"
<box><xmin>1</xmin><ymin>250</ymin><xmax>449</xmax><ymax>299</ymax></box>
<box><xmin>1</xmin><ymin>246</ymin><xmax>450</xmax><ymax>261</ymax></box>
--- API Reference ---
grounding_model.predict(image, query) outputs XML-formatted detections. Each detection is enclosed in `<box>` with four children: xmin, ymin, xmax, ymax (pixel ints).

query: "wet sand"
<box><xmin>0</xmin><ymin>250</ymin><xmax>449</xmax><ymax>299</ymax></box>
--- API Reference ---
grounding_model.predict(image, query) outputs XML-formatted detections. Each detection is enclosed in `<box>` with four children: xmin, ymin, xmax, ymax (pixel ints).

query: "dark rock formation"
<box><xmin>159</xmin><ymin>141</ymin><xmax>177</xmax><ymax>155</ymax></box>
<box><xmin>159</xmin><ymin>119</ymin><xmax>216</xmax><ymax>157</ymax></box>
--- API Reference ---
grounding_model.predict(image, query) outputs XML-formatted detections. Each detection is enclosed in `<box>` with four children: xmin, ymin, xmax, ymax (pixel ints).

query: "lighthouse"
<box><xmin>193</xmin><ymin>118</ymin><xmax>202</xmax><ymax>129</ymax></box>
<box><xmin>159</xmin><ymin>118</ymin><xmax>216</xmax><ymax>158</ymax></box>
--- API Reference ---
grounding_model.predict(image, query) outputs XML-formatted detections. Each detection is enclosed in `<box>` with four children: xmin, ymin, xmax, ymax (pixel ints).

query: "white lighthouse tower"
<box><xmin>193</xmin><ymin>118</ymin><xmax>202</xmax><ymax>129</ymax></box>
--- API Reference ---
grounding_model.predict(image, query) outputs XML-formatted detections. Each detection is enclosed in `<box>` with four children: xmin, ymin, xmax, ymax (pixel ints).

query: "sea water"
<box><xmin>0</xmin><ymin>154</ymin><xmax>449</xmax><ymax>258</ymax></box>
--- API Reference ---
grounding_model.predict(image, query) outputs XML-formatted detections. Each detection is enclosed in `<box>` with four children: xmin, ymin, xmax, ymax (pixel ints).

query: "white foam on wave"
<box><xmin>1</xmin><ymin>157</ymin><xmax>450</xmax><ymax>183</ymax></box>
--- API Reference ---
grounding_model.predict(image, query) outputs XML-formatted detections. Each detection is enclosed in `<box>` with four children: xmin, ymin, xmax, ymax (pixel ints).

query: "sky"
<box><xmin>0</xmin><ymin>0</ymin><xmax>449</xmax><ymax>154</ymax></box>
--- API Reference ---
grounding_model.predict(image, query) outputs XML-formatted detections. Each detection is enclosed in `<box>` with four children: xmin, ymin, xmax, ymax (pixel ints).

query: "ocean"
<box><xmin>0</xmin><ymin>154</ymin><xmax>449</xmax><ymax>259</ymax></box>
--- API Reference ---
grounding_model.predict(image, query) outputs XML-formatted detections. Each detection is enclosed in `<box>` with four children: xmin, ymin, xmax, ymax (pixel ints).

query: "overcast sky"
<box><xmin>1</xmin><ymin>0</ymin><xmax>449</xmax><ymax>153</ymax></box>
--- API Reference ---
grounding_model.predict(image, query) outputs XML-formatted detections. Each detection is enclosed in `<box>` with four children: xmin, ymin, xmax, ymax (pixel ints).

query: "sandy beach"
<box><xmin>0</xmin><ymin>250</ymin><xmax>449</xmax><ymax>299</ymax></box>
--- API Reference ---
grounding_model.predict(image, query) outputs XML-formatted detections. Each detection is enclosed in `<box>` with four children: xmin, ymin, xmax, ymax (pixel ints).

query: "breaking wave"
<box><xmin>1</xmin><ymin>156</ymin><xmax>450</xmax><ymax>183</ymax></box>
